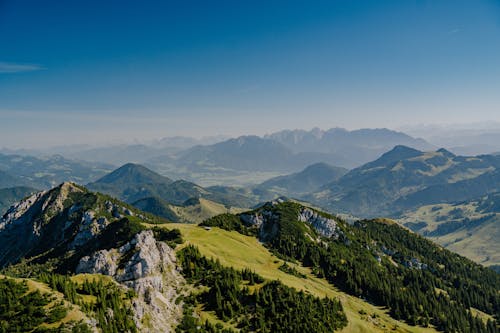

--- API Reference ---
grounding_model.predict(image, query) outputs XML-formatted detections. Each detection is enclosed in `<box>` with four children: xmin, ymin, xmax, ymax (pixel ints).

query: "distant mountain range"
<box><xmin>87</xmin><ymin>163</ymin><xmax>259</xmax><ymax>209</ymax></box>
<box><xmin>307</xmin><ymin>145</ymin><xmax>500</xmax><ymax>217</ymax></box>
<box><xmin>255</xmin><ymin>162</ymin><xmax>347</xmax><ymax>196</ymax></box>
<box><xmin>150</xmin><ymin>128</ymin><xmax>434</xmax><ymax>174</ymax></box>
<box><xmin>265</xmin><ymin>127</ymin><xmax>433</xmax><ymax>167</ymax></box>
<box><xmin>4</xmin><ymin>127</ymin><xmax>432</xmax><ymax>186</ymax></box>
<box><xmin>0</xmin><ymin>152</ymin><xmax>112</xmax><ymax>189</ymax></box>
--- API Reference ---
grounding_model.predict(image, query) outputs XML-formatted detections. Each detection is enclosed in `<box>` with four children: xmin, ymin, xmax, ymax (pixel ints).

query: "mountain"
<box><xmin>256</xmin><ymin>162</ymin><xmax>348</xmax><ymax>196</ymax></box>
<box><xmin>2</xmin><ymin>183</ymin><xmax>498</xmax><ymax>332</ymax></box>
<box><xmin>131</xmin><ymin>196</ymin><xmax>180</xmax><ymax>221</ymax></box>
<box><xmin>200</xmin><ymin>200</ymin><xmax>499</xmax><ymax>332</ymax></box>
<box><xmin>0</xmin><ymin>152</ymin><xmax>113</xmax><ymax>189</ymax></box>
<box><xmin>266</xmin><ymin>127</ymin><xmax>434</xmax><ymax>168</ymax></box>
<box><xmin>0</xmin><ymin>182</ymin><xmax>167</xmax><ymax>267</ymax></box>
<box><xmin>88</xmin><ymin>163</ymin><xmax>258</xmax><ymax>208</ymax></box>
<box><xmin>0</xmin><ymin>182</ymin><xmax>183</xmax><ymax>332</ymax></box>
<box><xmin>309</xmin><ymin>146</ymin><xmax>500</xmax><ymax>217</ymax></box>
<box><xmin>0</xmin><ymin>186</ymin><xmax>38</xmax><ymax>215</ymax></box>
<box><xmin>88</xmin><ymin>162</ymin><xmax>174</xmax><ymax>201</ymax></box>
<box><xmin>398</xmin><ymin>192</ymin><xmax>500</xmax><ymax>268</ymax></box>
<box><xmin>57</xmin><ymin>136</ymin><xmax>227</xmax><ymax>165</ymax></box>
<box><xmin>144</xmin><ymin>128</ymin><xmax>434</xmax><ymax>187</ymax></box>
<box><xmin>173</xmin><ymin>135</ymin><xmax>298</xmax><ymax>172</ymax></box>
<box><xmin>133</xmin><ymin>196</ymin><xmax>246</xmax><ymax>223</ymax></box>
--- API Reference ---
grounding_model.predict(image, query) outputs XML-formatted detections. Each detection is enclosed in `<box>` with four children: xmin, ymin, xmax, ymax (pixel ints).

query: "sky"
<box><xmin>1</xmin><ymin>0</ymin><xmax>500</xmax><ymax>148</ymax></box>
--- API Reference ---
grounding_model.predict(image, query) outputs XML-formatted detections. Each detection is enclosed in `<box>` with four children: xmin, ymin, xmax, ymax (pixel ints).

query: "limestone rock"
<box><xmin>76</xmin><ymin>230</ymin><xmax>184</xmax><ymax>332</ymax></box>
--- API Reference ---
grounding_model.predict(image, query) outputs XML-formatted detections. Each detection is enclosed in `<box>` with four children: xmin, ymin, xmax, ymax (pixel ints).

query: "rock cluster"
<box><xmin>77</xmin><ymin>230</ymin><xmax>184</xmax><ymax>332</ymax></box>
<box><xmin>298</xmin><ymin>207</ymin><xmax>340</xmax><ymax>239</ymax></box>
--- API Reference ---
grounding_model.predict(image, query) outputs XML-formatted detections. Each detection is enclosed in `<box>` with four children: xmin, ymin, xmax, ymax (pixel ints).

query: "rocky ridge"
<box><xmin>77</xmin><ymin>230</ymin><xmax>184</xmax><ymax>332</ymax></box>
<box><xmin>240</xmin><ymin>200</ymin><xmax>342</xmax><ymax>241</ymax></box>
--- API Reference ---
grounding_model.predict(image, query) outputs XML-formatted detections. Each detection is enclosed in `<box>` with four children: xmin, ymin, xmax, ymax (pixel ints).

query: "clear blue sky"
<box><xmin>1</xmin><ymin>0</ymin><xmax>500</xmax><ymax>147</ymax></box>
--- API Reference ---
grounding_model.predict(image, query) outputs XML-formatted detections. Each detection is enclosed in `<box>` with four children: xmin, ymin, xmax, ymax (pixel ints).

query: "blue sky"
<box><xmin>1</xmin><ymin>0</ymin><xmax>500</xmax><ymax>147</ymax></box>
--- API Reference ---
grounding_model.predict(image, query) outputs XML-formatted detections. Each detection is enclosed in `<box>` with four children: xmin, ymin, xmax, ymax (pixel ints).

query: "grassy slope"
<box><xmin>160</xmin><ymin>223</ymin><xmax>438</xmax><ymax>333</ymax></box>
<box><xmin>0</xmin><ymin>274</ymin><xmax>89</xmax><ymax>330</ymax></box>
<box><xmin>398</xmin><ymin>203</ymin><xmax>500</xmax><ymax>266</ymax></box>
<box><xmin>170</xmin><ymin>198</ymin><xmax>246</xmax><ymax>224</ymax></box>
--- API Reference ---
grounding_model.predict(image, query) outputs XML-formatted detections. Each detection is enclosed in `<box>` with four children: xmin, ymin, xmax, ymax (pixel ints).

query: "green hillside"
<box><xmin>1</xmin><ymin>183</ymin><xmax>498</xmax><ymax>332</ymax></box>
<box><xmin>197</xmin><ymin>201</ymin><xmax>499</xmax><ymax>332</ymax></box>
<box><xmin>311</xmin><ymin>146</ymin><xmax>500</xmax><ymax>217</ymax></box>
<box><xmin>88</xmin><ymin>163</ymin><xmax>257</xmax><ymax>208</ymax></box>
<box><xmin>256</xmin><ymin>162</ymin><xmax>347</xmax><ymax>196</ymax></box>
<box><xmin>398</xmin><ymin>192</ymin><xmax>500</xmax><ymax>267</ymax></box>
<box><xmin>133</xmin><ymin>196</ymin><xmax>246</xmax><ymax>223</ymax></box>
<box><xmin>158</xmin><ymin>223</ymin><xmax>439</xmax><ymax>333</ymax></box>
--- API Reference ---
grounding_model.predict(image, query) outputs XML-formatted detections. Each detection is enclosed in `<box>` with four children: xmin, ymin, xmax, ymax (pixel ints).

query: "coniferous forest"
<box><xmin>176</xmin><ymin>245</ymin><xmax>348</xmax><ymax>333</ymax></box>
<box><xmin>204</xmin><ymin>202</ymin><xmax>500</xmax><ymax>333</ymax></box>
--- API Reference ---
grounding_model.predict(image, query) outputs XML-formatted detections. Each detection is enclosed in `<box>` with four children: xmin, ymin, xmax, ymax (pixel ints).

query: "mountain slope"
<box><xmin>89</xmin><ymin>163</ymin><xmax>258</xmax><ymax>208</ymax></box>
<box><xmin>165</xmin><ymin>223</ymin><xmax>438</xmax><ymax>333</ymax></box>
<box><xmin>0</xmin><ymin>186</ymin><xmax>38</xmax><ymax>215</ymax></box>
<box><xmin>0</xmin><ymin>183</ymin><xmax>184</xmax><ymax>332</ymax></box>
<box><xmin>0</xmin><ymin>152</ymin><xmax>112</xmax><ymax>188</ymax></box>
<box><xmin>311</xmin><ymin>146</ymin><xmax>500</xmax><ymax>217</ymax></box>
<box><xmin>200</xmin><ymin>200</ymin><xmax>499</xmax><ymax>332</ymax></box>
<box><xmin>398</xmin><ymin>192</ymin><xmax>500</xmax><ymax>267</ymax></box>
<box><xmin>266</xmin><ymin>128</ymin><xmax>434</xmax><ymax>168</ymax></box>
<box><xmin>256</xmin><ymin>162</ymin><xmax>348</xmax><ymax>196</ymax></box>
<box><xmin>0</xmin><ymin>274</ymin><xmax>93</xmax><ymax>332</ymax></box>
<box><xmin>1</xmin><ymin>184</ymin><xmax>498</xmax><ymax>332</ymax></box>
<box><xmin>0</xmin><ymin>182</ymin><xmax>166</xmax><ymax>267</ymax></box>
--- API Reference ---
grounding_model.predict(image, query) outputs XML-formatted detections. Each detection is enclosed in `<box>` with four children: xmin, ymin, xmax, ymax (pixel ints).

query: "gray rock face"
<box><xmin>70</xmin><ymin>211</ymin><xmax>109</xmax><ymax>249</ymax></box>
<box><xmin>77</xmin><ymin>230</ymin><xmax>184</xmax><ymax>333</ymax></box>
<box><xmin>241</xmin><ymin>203</ymin><xmax>341</xmax><ymax>241</ymax></box>
<box><xmin>0</xmin><ymin>191</ymin><xmax>47</xmax><ymax>230</ymax></box>
<box><xmin>298</xmin><ymin>207</ymin><xmax>340</xmax><ymax>239</ymax></box>
<box><xmin>240</xmin><ymin>209</ymin><xmax>280</xmax><ymax>242</ymax></box>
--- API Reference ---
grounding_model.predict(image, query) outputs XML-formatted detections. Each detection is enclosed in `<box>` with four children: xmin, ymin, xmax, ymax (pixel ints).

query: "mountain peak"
<box><xmin>94</xmin><ymin>163</ymin><xmax>172</xmax><ymax>185</ymax></box>
<box><xmin>361</xmin><ymin>145</ymin><xmax>423</xmax><ymax>169</ymax></box>
<box><xmin>436</xmin><ymin>148</ymin><xmax>455</xmax><ymax>157</ymax></box>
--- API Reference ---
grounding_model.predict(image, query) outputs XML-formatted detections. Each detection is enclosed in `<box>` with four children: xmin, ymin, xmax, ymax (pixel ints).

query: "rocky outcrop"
<box><xmin>240</xmin><ymin>202</ymin><xmax>342</xmax><ymax>241</ymax></box>
<box><xmin>298</xmin><ymin>207</ymin><xmax>340</xmax><ymax>239</ymax></box>
<box><xmin>240</xmin><ymin>208</ymin><xmax>280</xmax><ymax>242</ymax></box>
<box><xmin>69</xmin><ymin>210</ymin><xmax>109</xmax><ymax>249</ymax></box>
<box><xmin>77</xmin><ymin>230</ymin><xmax>184</xmax><ymax>332</ymax></box>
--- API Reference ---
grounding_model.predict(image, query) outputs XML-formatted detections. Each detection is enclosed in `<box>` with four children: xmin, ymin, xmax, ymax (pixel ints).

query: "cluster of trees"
<box><xmin>176</xmin><ymin>245</ymin><xmax>347</xmax><ymax>333</ymax></box>
<box><xmin>278</xmin><ymin>263</ymin><xmax>307</xmax><ymax>279</ymax></box>
<box><xmin>0</xmin><ymin>277</ymin><xmax>90</xmax><ymax>333</ymax></box>
<box><xmin>205</xmin><ymin>202</ymin><xmax>499</xmax><ymax>333</ymax></box>
<box><xmin>201</xmin><ymin>214</ymin><xmax>257</xmax><ymax>236</ymax></box>
<box><xmin>0</xmin><ymin>278</ymin><xmax>52</xmax><ymax>332</ymax></box>
<box><xmin>39</xmin><ymin>273</ymin><xmax>136</xmax><ymax>333</ymax></box>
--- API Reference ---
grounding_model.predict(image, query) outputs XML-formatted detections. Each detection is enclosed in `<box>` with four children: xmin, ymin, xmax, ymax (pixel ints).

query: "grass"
<box><xmin>157</xmin><ymin>223</ymin><xmax>438</xmax><ymax>333</ymax></box>
<box><xmin>398</xmin><ymin>203</ymin><xmax>500</xmax><ymax>267</ymax></box>
<box><xmin>0</xmin><ymin>274</ymin><xmax>89</xmax><ymax>330</ymax></box>
<box><xmin>170</xmin><ymin>198</ymin><xmax>245</xmax><ymax>224</ymax></box>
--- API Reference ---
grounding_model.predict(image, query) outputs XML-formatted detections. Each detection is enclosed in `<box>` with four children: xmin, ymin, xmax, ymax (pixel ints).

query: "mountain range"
<box><xmin>254</xmin><ymin>162</ymin><xmax>347</xmax><ymax>196</ymax></box>
<box><xmin>307</xmin><ymin>145</ymin><xmax>500</xmax><ymax>217</ymax></box>
<box><xmin>0</xmin><ymin>152</ymin><xmax>112</xmax><ymax>189</ymax></box>
<box><xmin>0</xmin><ymin>183</ymin><xmax>497</xmax><ymax>332</ymax></box>
<box><xmin>87</xmin><ymin>163</ymin><xmax>259</xmax><ymax>209</ymax></box>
